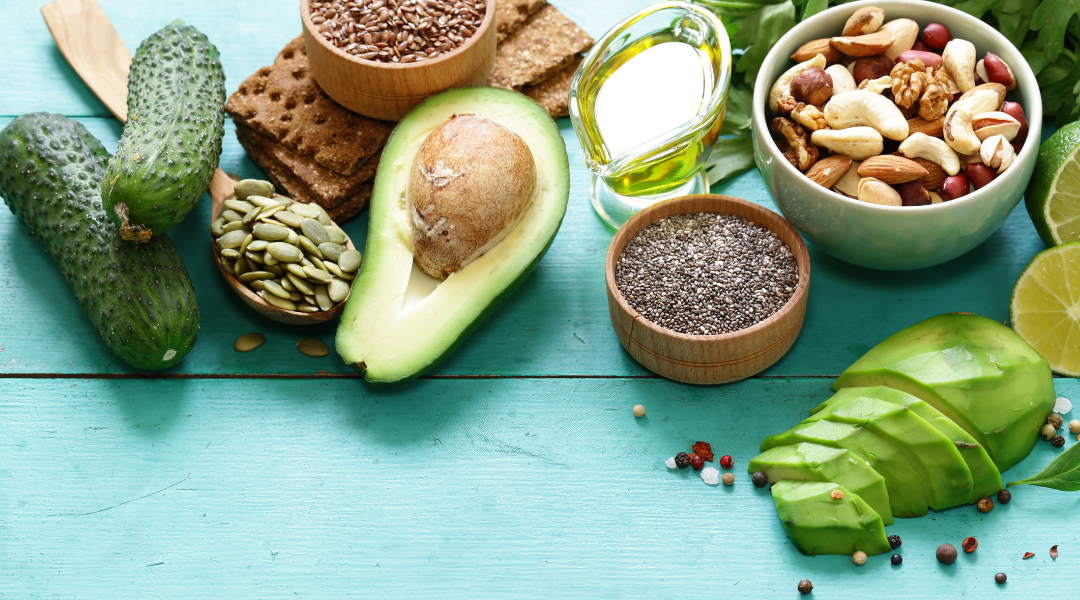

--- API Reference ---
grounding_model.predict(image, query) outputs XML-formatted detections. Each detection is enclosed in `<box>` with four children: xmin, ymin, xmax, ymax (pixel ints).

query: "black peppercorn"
<box><xmin>675</xmin><ymin>452</ymin><xmax>691</xmax><ymax>468</ymax></box>
<box><xmin>937</xmin><ymin>543</ymin><xmax>958</xmax><ymax>565</ymax></box>
<box><xmin>1052</xmin><ymin>435</ymin><xmax>1065</xmax><ymax>447</ymax></box>
<box><xmin>797</xmin><ymin>579</ymin><xmax>813</xmax><ymax>595</ymax></box>
<box><xmin>888</xmin><ymin>534</ymin><xmax>902</xmax><ymax>549</ymax></box>
<box><xmin>752</xmin><ymin>471</ymin><xmax>769</xmax><ymax>488</ymax></box>
<box><xmin>994</xmin><ymin>572</ymin><xmax>1007</xmax><ymax>584</ymax></box>
<box><xmin>997</xmin><ymin>489</ymin><xmax>1012</xmax><ymax>504</ymax></box>
<box><xmin>891</xmin><ymin>553</ymin><xmax>902</xmax><ymax>565</ymax></box>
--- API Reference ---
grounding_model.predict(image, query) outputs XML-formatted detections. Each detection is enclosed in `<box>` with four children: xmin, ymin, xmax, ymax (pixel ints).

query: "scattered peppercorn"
<box><xmin>797</xmin><ymin>579</ymin><xmax>813</xmax><ymax>595</ymax></box>
<box><xmin>997</xmin><ymin>489</ymin><xmax>1012</xmax><ymax>504</ymax></box>
<box><xmin>719</xmin><ymin>455</ymin><xmax>734</xmax><ymax>469</ymax></box>
<box><xmin>632</xmin><ymin>404</ymin><xmax>646</xmax><ymax>418</ymax></box>
<box><xmin>962</xmin><ymin>537</ymin><xmax>978</xmax><ymax>553</ymax></box>
<box><xmin>891</xmin><ymin>553</ymin><xmax>902</xmax><ymax>565</ymax></box>
<box><xmin>1070</xmin><ymin>419</ymin><xmax>1080</xmax><ymax>434</ymax></box>
<box><xmin>752</xmin><ymin>471</ymin><xmax>768</xmax><ymax>488</ymax></box>
<box><xmin>852</xmin><ymin>550</ymin><xmax>867</xmax><ymax>566</ymax></box>
<box><xmin>674</xmin><ymin>452</ymin><xmax>691</xmax><ymax>468</ymax></box>
<box><xmin>995</xmin><ymin>573</ymin><xmax>1007</xmax><ymax>584</ymax></box>
<box><xmin>1052</xmin><ymin>434</ymin><xmax>1065</xmax><ymax>447</ymax></box>
<box><xmin>690</xmin><ymin>454</ymin><xmax>705</xmax><ymax>470</ymax></box>
<box><xmin>1048</xmin><ymin>413</ymin><xmax>1064</xmax><ymax>429</ymax></box>
<box><xmin>937</xmin><ymin>544</ymin><xmax>958</xmax><ymax>565</ymax></box>
<box><xmin>722</xmin><ymin>472</ymin><xmax>735</xmax><ymax>486</ymax></box>
<box><xmin>1041</xmin><ymin>423</ymin><xmax>1057</xmax><ymax>440</ymax></box>
<box><xmin>977</xmin><ymin>497</ymin><xmax>994</xmax><ymax>513</ymax></box>
<box><xmin>888</xmin><ymin>535</ymin><xmax>902</xmax><ymax>549</ymax></box>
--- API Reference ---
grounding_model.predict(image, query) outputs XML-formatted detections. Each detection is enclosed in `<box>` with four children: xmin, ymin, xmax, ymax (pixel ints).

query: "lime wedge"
<box><xmin>1010</xmin><ymin>243</ymin><xmax>1080</xmax><ymax>376</ymax></box>
<box><xmin>1026</xmin><ymin>121</ymin><xmax>1080</xmax><ymax>246</ymax></box>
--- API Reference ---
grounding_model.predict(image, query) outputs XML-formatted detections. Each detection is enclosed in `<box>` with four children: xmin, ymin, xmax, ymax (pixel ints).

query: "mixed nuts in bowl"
<box><xmin>751</xmin><ymin>0</ymin><xmax>1042</xmax><ymax>271</ymax></box>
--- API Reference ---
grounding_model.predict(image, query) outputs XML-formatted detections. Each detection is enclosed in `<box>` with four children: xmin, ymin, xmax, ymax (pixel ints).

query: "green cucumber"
<box><xmin>0</xmin><ymin>113</ymin><xmax>200</xmax><ymax>370</ymax></box>
<box><xmin>103</xmin><ymin>22</ymin><xmax>225</xmax><ymax>242</ymax></box>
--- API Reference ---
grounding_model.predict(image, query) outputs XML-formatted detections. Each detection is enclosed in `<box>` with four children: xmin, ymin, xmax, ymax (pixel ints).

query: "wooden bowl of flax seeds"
<box><xmin>605</xmin><ymin>194</ymin><xmax>811</xmax><ymax>384</ymax></box>
<box><xmin>301</xmin><ymin>0</ymin><xmax>496</xmax><ymax>121</ymax></box>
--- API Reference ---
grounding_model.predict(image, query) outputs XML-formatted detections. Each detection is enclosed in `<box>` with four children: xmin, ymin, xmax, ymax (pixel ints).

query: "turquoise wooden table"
<box><xmin>2</xmin><ymin>1</ymin><xmax>1079</xmax><ymax>597</ymax></box>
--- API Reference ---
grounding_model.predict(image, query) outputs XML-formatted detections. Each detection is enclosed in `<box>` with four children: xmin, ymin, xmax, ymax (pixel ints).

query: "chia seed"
<box><xmin>615</xmin><ymin>213</ymin><xmax>799</xmax><ymax>335</ymax></box>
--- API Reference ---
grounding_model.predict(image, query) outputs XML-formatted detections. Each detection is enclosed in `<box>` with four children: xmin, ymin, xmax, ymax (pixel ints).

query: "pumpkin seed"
<box><xmin>300</xmin><ymin>259</ymin><xmax>316</xmax><ymax>272</ymax></box>
<box><xmin>239</xmin><ymin>271</ymin><xmax>276</xmax><ymax>283</ymax></box>
<box><xmin>218</xmin><ymin>229</ymin><xmax>249</xmax><ymax>249</ymax></box>
<box><xmin>234</xmin><ymin>332</ymin><xmax>266</xmax><ymax>352</ymax></box>
<box><xmin>258</xmin><ymin>205</ymin><xmax>285</xmax><ymax>220</ymax></box>
<box><xmin>324</xmin><ymin>261</ymin><xmax>345</xmax><ymax>278</ymax></box>
<box><xmin>325</xmin><ymin>226</ymin><xmax>347</xmax><ymax>245</ymax></box>
<box><xmin>259</xmin><ymin>290</ymin><xmax>297</xmax><ymax>311</ymax></box>
<box><xmin>297</xmin><ymin>338</ymin><xmax>330</xmax><ymax>357</ymax></box>
<box><xmin>247</xmin><ymin>194</ymin><xmax>280</xmax><ymax>208</ymax></box>
<box><xmin>225</xmin><ymin>198</ymin><xmax>256</xmax><ymax>213</ymax></box>
<box><xmin>313</xmin><ymin>204</ymin><xmax>333</xmax><ymax>227</ymax></box>
<box><xmin>264</xmin><ymin>251</ymin><xmax>280</xmax><ymax>266</ymax></box>
<box><xmin>276</xmin><ymin>211</ymin><xmax>304</xmax><ymax>228</ymax></box>
<box><xmin>233</xmin><ymin>256</ymin><xmax>250</xmax><ymax>277</ymax></box>
<box><xmin>329</xmin><ymin>276</ymin><xmax>351</xmax><ymax>302</ymax></box>
<box><xmin>319</xmin><ymin>242</ymin><xmax>346</xmax><ymax>262</ymax></box>
<box><xmin>289</xmin><ymin>292</ymin><xmax>304</xmax><ymax>302</ymax></box>
<box><xmin>220</xmin><ymin>248</ymin><xmax>241</xmax><ymax>260</ymax></box>
<box><xmin>287</xmin><ymin>272</ymin><xmax>315</xmax><ymax>295</ymax></box>
<box><xmin>265</xmin><ymin>264</ymin><xmax>284</xmax><ymax>277</ymax></box>
<box><xmin>338</xmin><ymin>249</ymin><xmax>362</xmax><ymax>273</ymax></box>
<box><xmin>238</xmin><ymin>233</ymin><xmax>254</xmax><ymax>256</ymax></box>
<box><xmin>286</xmin><ymin>230</ymin><xmax>299</xmax><ymax>246</ymax></box>
<box><xmin>315</xmin><ymin>285</ymin><xmax>333</xmax><ymax>311</ymax></box>
<box><xmin>300</xmin><ymin>218</ymin><xmax>330</xmax><ymax>245</ymax></box>
<box><xmin>221</xmin><ymin>209</ymin><xmax>244</xmax><ymax>223</ymax></box>
<box><xmin>337</xmin><ymin>268</ymin><xmax>355</xmax><ymax>281</ymax></box>
<box><xmin>236</xmin><ymin>179</ymin><xmax>276</xmax><ymax>200</ymax></box>
<box><xmin>210</xmin><ymin>216</ymin><xmax>227</xmax><ymax>235</ymax></box>
<box><xmin>253</xmin><ymin>223</ymin><xmax>290</xmax><ymax>241</ymax></box>
<box><xmin>250</xmin><ymin>279</ymin><xmax>266</xmax><ymax>291</ymax></box>
<box><xmin>263</xmin><ymin>279</ymin><xmax>291</xmax><ymax>299</ymax></box>
<box><xmin>247</xmin><ymin>239</ymin><xmax>269</xmax><ymax>253</ymax></box>
<box><xmin>304</xmin><ymin>294</ymin><xmax>317</xmax><ymax>305</ymax></box>
<box><xmin>309</xmin><ymin>255</ymin><xmax>328</xmax><ymax>272</ymax></box>
<box><xmin>296</xmin><ymin>303</ymin><xmax>320</xmax><ymax>313</ymax></box>
<box><xmin>268</xmin><ymin>241</ymin><xmax>303</xmax><ymax>263</ymax></box>
<box><xmin>290</xmin><ymin>203</ymin><xmax>322</xmax><ymax>219</ymax></box>
<box><xmin>241</xmin><ymin>206</ymin><xmax>263</xmax><ymax>224</ymax></box>
<box><xmin>245</xmin><ymin>250</ymin><xmax>265</xmax><ymax>264</ymax></box>
<box><xmin>222</xmin><ymin>258</ymin><xmax>235</xmax><ymax>273</ymax></box>
<box><xmin>283</xmin><ymin>263</ymin><xmax>305</xmax><ymax>279</ymax></box>
<box><xmin>222</xmin><ymin>220</ymin><xmax>248</xmax><ymax>234</ymax></box>
<box><xmin>304</xmin><ymin>265</ymin><xmax>333</xmax><ymax>284</ymax></box>
<box><xmin>298</xmin><ymin>235</ymin><xmax>322</xmax><ymax>258</ymax></box>
<box><xmin>280</xmin><ymin>276</ymin><xmax>297</xmax><ymax>292</ymax></box>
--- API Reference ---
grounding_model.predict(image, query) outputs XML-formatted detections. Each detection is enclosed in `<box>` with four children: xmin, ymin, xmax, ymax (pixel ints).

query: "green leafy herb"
<box><xmin>1007</xmin><ymin>441</ymin><xmax>1080</xmax><ymax>491</ymax></box>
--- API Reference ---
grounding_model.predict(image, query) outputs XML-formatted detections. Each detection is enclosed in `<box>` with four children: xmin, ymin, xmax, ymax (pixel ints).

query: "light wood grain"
<box><xmin>300</xmin><ymin>0</ymin><xmax>497</xmax><ymax>120</ymax></box>
<box><xmin>605</xmin><ymin>195</ymin><xmax>810</xmax><ymax>384</ymax></box>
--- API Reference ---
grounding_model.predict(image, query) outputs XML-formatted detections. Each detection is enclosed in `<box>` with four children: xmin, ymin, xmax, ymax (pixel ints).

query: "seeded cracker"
<box><xmin>496</xmin><ymin>0</ymin><xmax>547</xmax><ymax>43</ymax></box>
<box><xmin>523</xmin><ymin>55</ymin><xmax>580</xmax><ymax>118</ymax></box>
<box><xmin>488</xmin><ymin>4</ymin><xmax>594</xmax><ymax>90</ymax></box>
<box><xmin>224</xmin><ymin>37</ymin><xmax>394</xmax><ymax>176</ymax></box>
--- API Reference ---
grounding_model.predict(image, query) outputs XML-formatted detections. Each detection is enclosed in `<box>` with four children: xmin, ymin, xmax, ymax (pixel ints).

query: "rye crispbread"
<box><xmin>488</xmin><ymin>4</ymin><xmax>594</xmax><ymax>90</ymax></box>
<box><xmin>496</xmin><ymin>0</ymin><xmax>547</xmax><ymax>43</ymax></box>
<box><xmin>523</xmin><ymin>55</ymin><xmax>580</xmax><ymax>118</ymax></box>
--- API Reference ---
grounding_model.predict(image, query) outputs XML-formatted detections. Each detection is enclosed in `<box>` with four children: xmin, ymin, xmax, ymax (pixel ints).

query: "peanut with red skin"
<box><xmin>896</xmin><ymin>50</ymin><xmax>943</xmax><ymax>70</ymax></box>
<box><xmin>853</xmin><ymin>56</ymin><xmax>894</xmax><ymax>84</ymax></box>
<box><xmin>922</xmin><ymin>23</ymin><xmax>951</xmax><ymax>51</ymax></box>
<box><xmin>1002</xmin><ymin>102</ymin><xmax>1028</xmax><ymax>142</ymax></box>
<box><xmin>940</xmin><ymin>173</ymin><xmax>970</xmax><ymax>200</ymax></box>
<box><xmin>911</xmin><ymin>40</ymin><xmax>933</xmax><ymax>53</ymax></box>
<box><xmin>984</xmin><ymin>53</ymin><xmax>1017</xmax><ymax>91</ymax></box>
<box><xmin>966</xmin><ymin>162</ymin><xmax>997</xmax><ymax>189</ymax></box>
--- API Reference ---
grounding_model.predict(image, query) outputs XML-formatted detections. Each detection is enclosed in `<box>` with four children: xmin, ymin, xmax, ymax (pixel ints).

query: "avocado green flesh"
<box><xmin>103</xmin><ymin>23</ymin><xmax>225</xmax><ymax>237</ymax></box>
<box><xmin>749</xmin><ymin>443</ymin><xmax>893</xmax><ymax>525</ymax></box>
<box><xmin>0</xmin><ymin>113</ymin><xmax>199</xmax><ymax>370</ymax></box>
<box><xmin>805</xmin><ymin>387</ymin><xmax>974</xmax><ymax>511</ymax></box>
<box><xmin>771</xmin><ymin>480</ymin><xmax>892</xmax><ymax>556</ymax></box>
<box><xmin>335</xmin><ymin>87</ymin><xmax>570</xmax><ymax>383</ymax></box>
<box><xmin>834</xmin><ymin>314</ymin><xmax>1056</xmax><ymax>472</ymax></box>
<box><xmin>762</xmin><ymin>418</ymin><xmax>929</xmax><ymax>518</ymax></box>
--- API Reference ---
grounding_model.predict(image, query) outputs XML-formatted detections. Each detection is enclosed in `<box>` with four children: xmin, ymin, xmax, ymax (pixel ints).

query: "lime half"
<box><xmin>1010</xmin><ymin>243</ymin><xmax>1080</xmax><ymax>376</ymax></box>
<box><xmin>1026</xmin><ymin>121</ymin><xmax>1080</xmax><ymax>246</ymax></box>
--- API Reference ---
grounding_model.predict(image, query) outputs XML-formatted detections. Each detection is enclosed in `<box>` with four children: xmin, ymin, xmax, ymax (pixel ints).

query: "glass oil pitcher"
<box><xmin>569</xmin><ymin>1</ymin><xmax>732</xmax><ymax>228</ymax></box>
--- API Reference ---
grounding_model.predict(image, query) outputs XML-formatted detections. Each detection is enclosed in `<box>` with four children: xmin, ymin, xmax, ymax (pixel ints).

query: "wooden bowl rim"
<box><xmin>211</xmin><ymin>193</ymin><xmax>355</xmax><ymax>324</ymax></box>
<box><xmin>299</xmin><ymin>0</ymin><xmax>495</xmax><ymax>73</ymax></box>
<box><xmin>605</xmin><ymin>194</ymin><xmax>811</xmax><ymax>344</ymax></box>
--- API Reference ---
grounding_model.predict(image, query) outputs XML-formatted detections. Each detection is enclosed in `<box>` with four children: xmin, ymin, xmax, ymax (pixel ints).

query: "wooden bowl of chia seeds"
<box><xmin>605</xmin><ymin>194</ymin><xmax>811</xmax><ymax>385</ymax></box>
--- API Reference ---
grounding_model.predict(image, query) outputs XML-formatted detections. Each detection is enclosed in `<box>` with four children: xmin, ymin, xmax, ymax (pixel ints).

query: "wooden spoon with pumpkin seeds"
<box><xmin>210</xmin><ymin>178</ymin><xmax>361</xmax><ymax>325</ymax></box>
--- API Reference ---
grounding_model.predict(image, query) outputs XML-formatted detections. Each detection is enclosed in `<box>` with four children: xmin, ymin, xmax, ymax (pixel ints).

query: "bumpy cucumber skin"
<box><xmin>102</xmin><ymin>24</ymin><xmax>225</xmax><ymax>238</ymax></box>
<box><xmin>0</xmin><ymin>113</ymin><xmax>200</xmax><ymax>370</ymax></box>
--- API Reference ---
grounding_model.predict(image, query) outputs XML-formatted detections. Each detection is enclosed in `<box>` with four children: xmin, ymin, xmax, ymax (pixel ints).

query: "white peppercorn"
<box><xmin>853</xmin><ymin>550</ymin><xmax>867</xmax><ymax>566</ymax></box>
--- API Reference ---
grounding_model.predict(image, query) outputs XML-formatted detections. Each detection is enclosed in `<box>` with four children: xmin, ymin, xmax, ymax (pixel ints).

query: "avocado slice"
<box><xmin>805</xmin><ymin>387</ymin><xmax>974</xmax><ymax>511</ymax></box>
<box><xmin>834</xmin><ymin>314</ymin><xmax>1056</xmax><ymax>471</ymax></box>
<box><xmin>762</xmin><ymin>418</ymin><xmax>929</xmax><ymax>518</ymax></box>
<box><xmin>335</xmin><ymin>87</ymin><xmax>570</xmax><ymax>382</ymax></box>
<box><xmin>771</xmin><ymin>480</ymin><xmax>892</xmax><ymax>556</ymax></box>
<box><xmin>813</xmin><ymin>387</ymin><xmax>1002</xmax><ymax>502</ymax></box>
<box><xmin>749</xmin><ymin>443</ymin><xmax>893</xmax><ymax>525</ymax></box>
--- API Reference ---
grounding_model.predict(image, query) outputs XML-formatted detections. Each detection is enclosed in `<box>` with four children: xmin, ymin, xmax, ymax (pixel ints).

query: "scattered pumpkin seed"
<box><xmin>309</xmin><ymin>255</ymin><xmax>328</xmax><ymax>272</ymax></box>
<box><xmin>266</xmin><ymin>264</ymin><xmax>284</xmax><ymax>277</ymax></box>
<box><xmin>238</xmin><ymin>233</ymin><xmax>254</xmax><ymax>256</ymax></box>
<box><xmin>233</xmin><ymin>257</ymin><xmax>250</xmax><ymax>277</ymax></box>
<box><xmin>253</xmin><ymin>223</ymin><xmax>290</xmax><ymax>241</ymax></box>
<box><xmin>285</xmin><ymin>229</ymin><xmax>299</xmax><ymax>245</ymax></box>
<box><xmin>300</xmin><ymin>257</ymin><xmax>316</xmax><ymax>270</ymax></box>
<box><xmin>225</xmin><ymin>198</ymin><xmax>256</xmax><ymax>213</ymax></box>
<box><xmin>247</xmin><ymin>194</ymin><xmax>280</xmax><ymax>208</ymax></box>
<box><xmin>268</xmin><ymin>242</ymin><xmax>303</xmax><ymax>263</ymax></box>
<box><xmin>276</xmin><ymin>211</ymin><xmax>304</xmax><ymax>228</ymax></box>
<box><xmin>222</xmin><ymin>220</ymin><xmax>248</xmax><ymax>234</ymax></box>
<box><xmin>291</xmin><ymin>203</ymin><xmax>322</xmax><ymax>219</ymax></box>
<box><xmin>281</xmin><ymin>277</ymin><xmax>297</xmax><ymax>293</ymax></box>
<box><xmin>325</xmin><ymin>226</ymin><xmax>347</xmax><ymax>244</ymax></box>
<box><xmin>259</xmin><ymin>290</ymin><xmax>297</xmax><ymax>311</ymax></box>
<box><xmin>218</xmin><ymin>229</ymin><xmax>249</xmax><ymax>249</ymax></box>
<box><xmin>289</xmin><ymin>291</ymin><xmax>304</xmax><ymax>302</ymax></box>
<box><xmin>304</xmin><ymin>265</ymin><xmax>334</xmax><ymax>284</ymax></box>
<box><xmin>313</xmin><ymin>204</ymin><xmax>332</xmax><ymax>226</ymax></box>
<box><xmin>263</xmin><ymin>279</ymin><xmax>291</xmax><ymax>299</ymax></box>
<box><xmin>264</xmin><ymin>251</ymin><xmax>280</xmax><ymax>266</ymax></box>
<box><xmin>287</xmin><ymin>272</ymin><xmax>315</xmax><ymax>295</ymax></box>
<box><xmin>220</xmin><ymin>248</ymin><xmax>241</xmax><ymax>260</ymax></box>
<box><xmin>234</xmin><ymin>332</ymin><xmax>266</xmax><ymax>352</ymax></box>
<box><xmin>296</xmin><ymin>303</ymin><xmax>320</xmax><ymax>313</ymax></box>
<box><xmin>297</xmin><ymin>338</ymin><xmax>330</xmax><ymax>357</ymax></box>
<box><xmin>247</xmin><ymin>239</ymin><xmax>269</xmax><ymax>253</ymax></box>
<box><xmin>319</xmin><ymin>242</ymin><xmax>346</xmax><ymax>262</ymax></box>
<box><xmin>241</xmin><ymin>206</ymin><xmax>263</xmax><ymax>224</ymax></box>
<box><xmin>251</xmin><ymin>279</ymin><xmax>267</xmax><ymax>291</ymax></box>
<box><xmin>324</xmin><ymin>261</ymin><xmax>345</xmax><ymax>278</ymax></box>
<box><xmin>285</xmin><ymin>263</ymin><xmax>307</xmax><ymax>279</ymax></box>
<box><xmin>338</xmin><ymin>249</ymin><xmax>362</xmax><ymax>273</ymax></box>
<box><xmin>221</xmin><ymin>209</ymin><xmax>244</xmax><ymax>223</ymax></box>
<box><xmin>301</xmin><ymin>218</ymin><xmax>330</xmax><ymax>245</ymax></box>
<box><xmin>239</xmin><ymin>271</ymin><xmax>276</xmax><ymax>283</ymax></box>
<box><xmin>298</xmin><ymin>235</ymin><xmax>322</xmax><ymax>258</ymax></box>
<box><xmin>258</xmin><ymin>205</ymin><xmax>286</xmax><ymax>221</ymax></box>
<box><xmin>245</xmin><ymin>250</ymin><xmax>265</xmax><ymax>264</ymax></box>
<box><xmin>304</xmin><ymin>294</ymin><xmax>317</xmax><ymax>305</ymax></box>
<box><xmin>222</xmin><ymin>258</ymin><xmax>235</xmax><ymax>273</ymax></box>
<box><xmin>329</xmin><ymin>276</ymin><xmax>351</xmax><ymax>302</ymax></box>
<box><xmin>236</xmin><ymin>179</ymin><xmax>276</xmax><ymax>200</ymax></box>
<box><xmin>210</xmin><ymin>216</ymin><xmax>226</xmax><ymax>235</ymax></box>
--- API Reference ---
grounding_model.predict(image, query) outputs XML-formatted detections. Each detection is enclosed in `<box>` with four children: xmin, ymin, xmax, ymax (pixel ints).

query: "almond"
<box><xmin>830</xmin><ymin>30</ymin><xmax>895</xmax><ymax>57</ymax></box>
<box><xmin>791</xmin><ymin>38</ymin><xmax>843</xmax><ymax>64</ymax></box>
<box><xmin>806</xmin><ymin>155</ymin><xmax>853</xmax><ymax>189</ymax></box>
<box><xmin>858</xmin><ymin>155</ymin><xmax>928</xmax><ymax>184</ymax></box>
<box><xmin>907</xmin><ymin>116</ymin><xmax>945</xmax><ymax>138</ymax></box>
<box><xmin>911</xmin><ymin>157</ymin><xmax>948</xmax><ymax>190</ymax></box>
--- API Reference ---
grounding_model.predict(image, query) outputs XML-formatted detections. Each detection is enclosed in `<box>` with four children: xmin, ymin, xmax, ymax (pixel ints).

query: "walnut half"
<box><xmin>791</xmin><ymin>103</ymin><xmax>827</xmax><ymax>132</ymax></box>
<box><xmin>772</xmin><ymin>116</ymin><xmax>819</xmax><ymax>171</ymax></box>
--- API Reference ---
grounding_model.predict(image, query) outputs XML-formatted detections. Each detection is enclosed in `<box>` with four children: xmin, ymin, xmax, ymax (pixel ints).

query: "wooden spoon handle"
<box><xmin>41</xmin><ymin>0</ymin><xmax>236</xmax><ymax>216</ymax></box>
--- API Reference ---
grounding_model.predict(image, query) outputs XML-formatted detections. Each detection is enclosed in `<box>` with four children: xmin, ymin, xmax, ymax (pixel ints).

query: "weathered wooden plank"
<box><xmin>1</xmin><ymin>376</ymin><xmax>1077</xmax><ymax>597</ymax></box>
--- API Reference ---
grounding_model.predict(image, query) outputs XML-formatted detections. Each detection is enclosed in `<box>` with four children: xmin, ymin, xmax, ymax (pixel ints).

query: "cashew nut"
<box><xmin>943</xmin><ymin>106</ymin><xmax>981</xmax><ymax>155</ymax></box>
<box><xmin>858</xmin><ymin>76</ymin><xmax>892</xmax><ymax>95</ymax></box>
<box><xmin>811</xmin><ymin>127</ymin><xmax>884</xmax><ymax>161</ymax></box>
<box><xmin>980</xmin><ymin>135</ymin><xmax>1016</xmax><ymax>173</ymax></box>
<box><xmin>770</xmin><ymin>54</ymin><xmax>827</xmax><ymax>113</ymax></box>
<box><xmin>954</xmin><ymin>84</ymin><xmax>1006</xmax><ymax>115</ymax></box>
<box><xmin>929</xmin><ymin>191</ymin><xmax>945</xmax><ymax>204</ymax></box>
<box><xmin>972</xmin><ymin>111</ymin><xmax>1021</xmax><ymax>141</ymax></box>
<box><xmin>826</xmin><ymin>64</ymin><xmax>857</xmax><ymax>96</ymax></box>
<box><xmin>824</xmin><ymin>91</ymin><xmax>909</xmax><ymax>141</ymax></box>
<box><xmin>858</xmin><ymin>177</ymin><xmax>902</xmax><ymax>206</ymax></box>
<box><xmin>898</xmin><ymin>132</ymin><xmax>961</xmax><ymax>175</ymax></box>
<box><xmin>881</xmin><ymin>19</ymin><xmax>919</xmax><ymax>60</ymax></box>
<box><xmin>942</xmin><ymin>39</ymin><xmax>977</xmax><ymax>92</ymax></box>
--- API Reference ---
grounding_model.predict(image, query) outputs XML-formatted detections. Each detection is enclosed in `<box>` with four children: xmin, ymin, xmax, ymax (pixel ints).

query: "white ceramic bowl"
<box><xmin>752</xmin><ymin>0</ymin><xmax>1042</xmax><ymax>271</ymax></box>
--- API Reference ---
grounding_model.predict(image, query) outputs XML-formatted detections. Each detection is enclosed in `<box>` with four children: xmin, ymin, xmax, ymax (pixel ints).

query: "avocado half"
<box><xmin>336</xmin><ymin>87</ymin><xmax>570</xmax><ymax>382</ymax></box>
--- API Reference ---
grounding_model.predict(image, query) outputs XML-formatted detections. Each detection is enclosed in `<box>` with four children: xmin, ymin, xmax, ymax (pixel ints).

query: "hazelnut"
<box><xmin>791</xmin><ymin>68</ymin><xmax>833</xmax><ymax>106</ymax></box>
<box><xmin>853</xmin><ymin>55</ymin><xmax>894</xmax><ymax>84</ymax></box>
